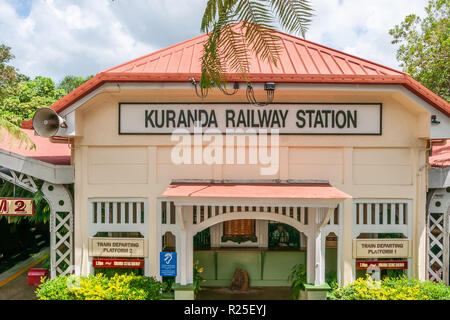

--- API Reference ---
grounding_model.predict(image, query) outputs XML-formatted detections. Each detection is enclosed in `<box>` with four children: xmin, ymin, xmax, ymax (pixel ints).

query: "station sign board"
<box><xmin>119</xmin><ymin>103</ymin><xmax>382</xmax><ymax>135</ymax></box>
<box><xmin>160</xmin><ymin>252</ymin><xmax>177</xmax><ymax>277</ymax></box>
<box><xmin>88</xmin><ymin>237</ymin><xmax>148</xmax><ymax>258</ymax></box>
<box><xmin>92</xmin><ymin>258</ymin><xmax>144</xmax><ymax>268</ymax></box>
<box><xmin>356</xmin><ymin>260</ymin><xmax>408</xmax><ymax>270</ymax></box>
<box><xmin>353</xmin><ymin>239</ymin><xmax>411</xmax><ymax>259</ymax></box>
<box><xmin>0</xmin><ymin>198</ymin><xmax>34</xmax><ymax>216</ymax></box>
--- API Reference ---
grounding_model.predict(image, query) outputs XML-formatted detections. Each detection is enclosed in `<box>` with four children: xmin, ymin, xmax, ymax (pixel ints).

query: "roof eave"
<box><xmin>21</xmin><ymin>72</ymin><xmax>450</xmax><ymax>129</ymax></box>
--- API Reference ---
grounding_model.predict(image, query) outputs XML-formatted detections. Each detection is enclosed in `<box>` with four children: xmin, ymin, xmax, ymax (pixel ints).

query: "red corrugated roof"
<box><xmin>104</xmin><ymin>30</ymin><xmax>402</xmax><ymax>76</ymax></box>
<box><xmin>162</xmin><ymin>182</ymin><xmax>351</xmax><ymax>199</ymax></box>
<box><xmin>0</xmin><ymin>129</ymin><xmax>71</xmax><ymax>165</ymax></box>
<box><xmin>430</xmin><ymin>140</ymin><xmax>450</xmax><ymax>168</ymax></box>
<box><xmin>23</xmin><ymin>25</ymin><xmax>449</xmax><ymax>127</ymax></box>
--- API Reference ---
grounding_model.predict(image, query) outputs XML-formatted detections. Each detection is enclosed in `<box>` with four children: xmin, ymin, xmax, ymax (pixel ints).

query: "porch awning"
<box><xmin>0</xmin><ymin>129</ymin><xmax>73</xmax><ymax>184</ymax></box>
<box><xmin>161</xmin><ymin>181</ymin><xmax>351</xmax><ymax>206</ymax></box>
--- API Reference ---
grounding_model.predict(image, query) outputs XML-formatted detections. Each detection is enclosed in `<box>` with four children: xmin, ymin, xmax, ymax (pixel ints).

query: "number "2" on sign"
<box><xmin>0</xmin><ymin>198</ymin><xmax>34</xmax><ymax>216</ymax></box>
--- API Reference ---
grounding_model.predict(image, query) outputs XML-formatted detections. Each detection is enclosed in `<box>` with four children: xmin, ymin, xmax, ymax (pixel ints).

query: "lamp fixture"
<box><xmin>189</xmin><ymin>78</ymin><xmax>239</xmax><ymax>98</ymax></box>
<box><xmin>431</xmin><ymin>115</ymin><xmax>440</xmax><ymax>124</ymax></box>
<box><xmin>189</xmin><ymin>78</ymin><xmax>208</xmax><ymax>99</ymax></box>
<box><xmin>246</xmin><ymin>82</ymin><xmax>275</xmax><ymax>107</ymax></box>
<box><xmin>219</xmin><ymin>82</ymin><xmax>240</xmax><ymax>96</ymax></box>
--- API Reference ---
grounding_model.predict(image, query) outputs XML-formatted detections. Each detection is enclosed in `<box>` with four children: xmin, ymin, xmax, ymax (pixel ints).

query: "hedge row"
<box><xmin>328</xmin><ymin>275</ymin><xmax>450</xmax><ymax>300</ymax></box>
<box><xmin>35</xmin><ymin>273</ymin><xmax>162</xmax><ymax>300</ymax></box>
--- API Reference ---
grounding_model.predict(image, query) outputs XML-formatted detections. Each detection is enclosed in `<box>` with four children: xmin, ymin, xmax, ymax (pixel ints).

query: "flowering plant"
<box><xmin>328</xmin><ymin>275</ymin><xmax>450</xmax><ymax>300</ymax></box>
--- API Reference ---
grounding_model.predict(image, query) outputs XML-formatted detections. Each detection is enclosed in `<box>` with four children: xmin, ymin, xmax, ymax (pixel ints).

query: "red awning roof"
<box><xmin>0</xmin><ymin>129</ymin><xmax>71</xmax><ymax>165</ymax></box>
<box><xmin>22</xmin><ymin>24</ymin><xmax>449</xmax><ymax>129</ymax></box>
<box><xmin>162</xmin><ymin>182</ymin><xmax>351</xmax><ymax>199</ymax></box>
<box><xmin>430</xmin><ymin>140</ymin><xmax>450</xmax><ymax>168</ymax></box>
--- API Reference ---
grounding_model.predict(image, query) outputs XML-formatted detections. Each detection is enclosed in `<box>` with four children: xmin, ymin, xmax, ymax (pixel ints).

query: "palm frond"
<box><xmin>0</xmin><ymin>117</ymin><xmax>35</xmax><ymax>150</ymax></box>
<box><xmin>236</xmin><ymin>1</ymin><xmax>282</xmax><ymax>66</ymax></box>
<box><xmin>199</xmin><ymin>0</ymin><xmax>314</xmax><ymax>90</ymax></box>
<box><xmin>200</xmin><ymin>7</ymin><xmax>238</xmax><ymax>90</ymax></box>
<box><xmin>219</xmin><ymin>23</ymin><xmax>251</xmax><ymax>76</ymax></box>
<box><xmin>268</xmin><ymin>0</ymin><xmax>313</xmax><ymax>38</ymax></box>
<box><xmin>201</xmin><ymin>0</ymin><xmax>239</xmax><ymax>32</ymax></box>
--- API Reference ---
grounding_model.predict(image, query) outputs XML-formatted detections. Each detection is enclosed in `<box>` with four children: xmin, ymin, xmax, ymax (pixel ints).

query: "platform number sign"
<box><xmin>160</xmin><ymin>252</ymin><xmax>177</xmax><ymax>277</ymax></box>
<box><xmin>0</xmin><ymin>198</ymin><xmax>34</xmax><ymax>216</ymax></box>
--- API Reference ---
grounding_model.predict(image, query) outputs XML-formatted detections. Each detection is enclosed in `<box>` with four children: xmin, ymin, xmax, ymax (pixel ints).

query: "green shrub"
<box><xmin>287</xmin><ymin>264</ymin><xmax>306</xmax><ymax>299</ymax></box>
<box><xmin>193</xmin><ymin>260</ymin><xmax>206</xmax><ymax>298</ymax></box>
<box><xmin>36</xmin><ymin>273</ymin><xmax>163</xmax><ymax>300</ymax></box>
<box><xmin>162</xmin><ymin>276</ymin><xmax>175</xmax><ymax>293</ymax></box>
<box><xmin>328</xmin><ymin>275</ymin><xmax>450</xmax><ymax>300</ymax></box>
<box><xmin>35</xmin><ymin>275</ymin><xmax>76</xmax><ymax>300</ymax></box>
<box><xmin>325</xmin><ymin>270</ymin><xmax>338</xmax><ymax>289</ymax></box>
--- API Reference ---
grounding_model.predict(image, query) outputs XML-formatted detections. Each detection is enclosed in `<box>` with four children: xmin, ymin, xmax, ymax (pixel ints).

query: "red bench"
<box><xmin>27</xmin><ymin>268</ymin><xmax>49</xmax><ymax>286</ymax></box>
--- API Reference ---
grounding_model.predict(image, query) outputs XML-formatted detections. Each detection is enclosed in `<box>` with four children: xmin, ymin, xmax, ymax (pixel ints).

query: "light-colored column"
<box><xmin>184</xmin><ymin>206</ymin><xmax>194</xmax><ymax>284</ymax></box>
<box><xmin>342</xmin><ymin>198</ymin><xmax>354</xmax><ymax>283</ymax></box>
<box><xmin>186</xmin><ymin>230</ymin><xmax>194</xmax><ymax>284</ymax></box>
<box><xmin>175</xmin><ymin>225</ymin><xmax>183</xmax><ymax>284</ymax></box>
<box><xmin>306</xmin><ymin>207</ymin><xmax>327</xmax><ymax>285</ymax></box>
<box><xmin>337</xmin><ymin>204</ymin><xmax>343</xmax><ymax>285</ymax></box>
<box><xmin>147</xmin><ymin>147</ymin><xmax>158</xmax><ymax>278</ymax></box>
<box><xmin>175</xmin><ymin>205</ymin><xmax>194</xmax><ymax>285</ymax></box>
<box><xmin>79</xmin><ymin>145</ymin><xmax>90</xmax><ymax>276</ymax></box>
<box><xmin>306</xmin><ymin>208</ymin><xmax>316</xmax><ymax>284</ymax></box>
<box><xmin>306</xmin><ymin>232</ymin><xmax>315</xmax><ymax>284</ymax></box>
<box><xmin>341</xmin><ymin>147</ymin><xmax>354</xmax><ymax>284</ymax></box>
<box><xmin>155</xmin><ymin>199</ymin><xmax>162</xmax><ymax>281</ymax></box>
<box><xmin>178</xmin><ymin>229</ymin><xmax>189</xmax><ymax>285</ymax></box>
<box><xmin>314</xmin><ymin>229</ymin><xmax>326</xmax><ymax>286</ymax></box>
<box><xmin>415</xmin><ymin>148</ymin><xmax>427</xmax><ymax>281</ymax></box>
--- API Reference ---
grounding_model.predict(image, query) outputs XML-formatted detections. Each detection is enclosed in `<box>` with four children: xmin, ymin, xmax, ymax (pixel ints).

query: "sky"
<box><xmin>0</xmin><ymin>0</ymin><xmax>428</xmax><ymax>83</ymax></box>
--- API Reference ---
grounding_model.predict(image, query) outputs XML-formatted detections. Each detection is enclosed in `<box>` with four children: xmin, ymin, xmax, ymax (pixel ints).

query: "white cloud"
<box><xmin>0</xmin><ymin>0</ymin><xmax>428</xmax><ymax>82</ymax></box>
<box><xmin>307</xmin><ymin>0</ymin><xmax>426</xmax><ymax>69</ymax></box>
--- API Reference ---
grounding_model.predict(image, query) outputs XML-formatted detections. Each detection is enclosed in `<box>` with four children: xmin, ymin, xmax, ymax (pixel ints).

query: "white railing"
<box><xmin>352</xmin><ymin>199</ymin><xmax>412</xmax><ymax>238</ymax></box>
<box><xmin>190</xmin><ymin>205</ymin><xmax>310</xmax><ymax>226</ymax></box>
<box><xmin>88</xmin><ymin>198</ymin><xmax>148</xmax><ymax>236</ymax></box>
<box><xmin>87</xmin><ymin>198</ymin><xmax>149</xmax><ymax>276</ymax></box>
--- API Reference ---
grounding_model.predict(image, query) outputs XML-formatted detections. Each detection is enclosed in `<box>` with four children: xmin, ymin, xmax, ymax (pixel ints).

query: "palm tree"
<box><xmin>200</xmin><ymin>0</ymin><xmax>313</xmax><ymax>91</ymax></box>
<box><xmin>0</xmin><ymin>118</ymin><xmax>35</xmax><ymax>150</ymax></box>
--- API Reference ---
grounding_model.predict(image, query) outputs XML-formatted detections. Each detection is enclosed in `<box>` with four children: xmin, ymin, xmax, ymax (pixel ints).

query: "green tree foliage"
<box><xmin>58</xmin><ymin>75</ymin><xmax>93</xmax><ymax>93</ymax></box>
<box><xmin>0</xmin><ymin>46</ymin><xmax>77</xmax><ymax>224</ymax></box>
<box><xmin>200</xmin><ymin>0</ymin><xmax>313</xmax><ymax>91</ymax></box>
<box><xmin>0</xmin><ymin>76</ymin><xmax>66</xmax><ymax>126</ymax></box>
<box><xmin>0</xmin><ymin>44</ymin><xmax>28</xmax><ymax>100</ymax></box>
<box><xmin>389</xmin><ymin>0</ymin><xmax>450</xmax><ymax>102</ymax></box>
<box><xmin>0</xmin><ymin>45</ymin><xmax>34</xmax><ymax>149</ymax></box>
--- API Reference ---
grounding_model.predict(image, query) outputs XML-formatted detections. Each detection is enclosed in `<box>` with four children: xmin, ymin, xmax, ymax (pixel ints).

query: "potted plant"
<box><xmin>288</xmin><ymin>264</ymin><xmax>307</xmax><ymax>300</ymax></box>
<box><xmin>193</xmin><ymin>260</ymin><xmax>205</xmax><ymax>299</ymax></box>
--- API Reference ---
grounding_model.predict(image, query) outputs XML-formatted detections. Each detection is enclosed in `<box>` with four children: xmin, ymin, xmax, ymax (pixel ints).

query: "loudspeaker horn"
<box><xmin>32</xmin><ymin>108</ymin><xmax>66</xmax><ymax>138</ymax></box>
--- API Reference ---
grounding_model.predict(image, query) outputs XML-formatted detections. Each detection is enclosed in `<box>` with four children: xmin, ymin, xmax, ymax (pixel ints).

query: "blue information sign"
<box><xmin>160</xmin><ymin>252</ymin><xmax>177</xmax><ymax>277</ymax></box>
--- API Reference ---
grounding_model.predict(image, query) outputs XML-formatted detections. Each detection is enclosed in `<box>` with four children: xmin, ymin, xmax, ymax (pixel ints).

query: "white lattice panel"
<box><xmin>0</xmin><ymin>168</ymin><xmax>74</xmax><ymax>278</ymax></box>
<box><xmin>427</xmin><ymin>188</ymin><xmax>450</xmax><ymax>284</ymax></box>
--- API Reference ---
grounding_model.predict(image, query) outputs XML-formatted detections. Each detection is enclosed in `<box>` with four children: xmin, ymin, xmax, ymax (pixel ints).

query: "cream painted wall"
<box><xmin>72</xmin><ymin>88</ymin><xmax>429</xmax><ymax>282</ymax></box>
